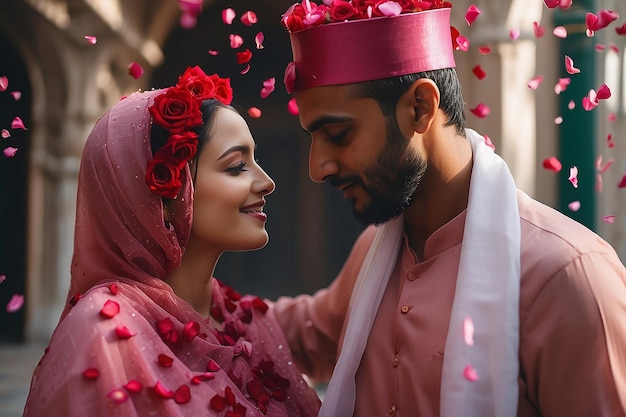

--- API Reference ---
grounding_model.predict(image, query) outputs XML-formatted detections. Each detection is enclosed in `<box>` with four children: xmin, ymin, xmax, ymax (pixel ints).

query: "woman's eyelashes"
<box><xmin>227</xmin><ymin>160</ymin><xmax>248</xmax><ymax>175</ymax></box>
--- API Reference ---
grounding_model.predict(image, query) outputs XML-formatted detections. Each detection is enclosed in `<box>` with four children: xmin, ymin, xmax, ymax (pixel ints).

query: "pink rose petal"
<box><xmin>542</xmin><ymin>156</ymin><xmax>562</xmax><ymax>173</ymax></box>
<box><xmin>608</xmin><ymin>112</ymin><xmax>617</xmax><ymax>121</ymax></box>
<box><xmin>0</xmin><ymin>76</ymin><xmax>7</xmax><ymax>92</ymax></box>
<box><xmin>596</xmin><ymin>173</ymin><xmax>604</xmax><ymax>193</ymax></box>
<box><xmin>596</xmin><ymin>155</ymin><xmax>613</xmax><ymax>173</ymax></box>
<box><xmin>596</xmin><ymin>44</ymin><xmax>607</xmax><ymax>51</ymax></box>
<box><xmin>465</xmin><ymin>5</ymin><xmax>481</xmax><ymax>26</ymax></box>
<box><xmin>463</xmin><ymin>316</ymin><xmax>474</xmax><ymax>346</ymax></box>
<box><xmin>180</xmin><ymin>12</ymin><xmax>198</xmax><ymax>29</ymax></box>
<box><xmin>564</xmin><ymin>55</ymin><xmax>580</xmax><ymax>74</ymax></box>
<box><xmin>568</xmin><ymin>166</ymin><xmax>579</xmax><ymax>188</ymax></box>
<box><xmin>0</xmin><ymin>274</ymin><xmax>6</xmax><ymax>284</ymax></box>
<box><xmin>478</xmin><ymin>46</ymin><xmax>492</xmax><ymax>55</ymax></box>
<box><xmin>83</xmin><ymin>368</ymin><xmax>100</xmax><ymax>380</ymax></box>
<box><xmin>597</xmin><ymin>83</ymin><xmax>611</xmax><ymax>100</ymax></box>
<box><xmin>229</xmin><ymin>34</ymin><xmax>244</xmax><ymax>49</ymax></box>
<box><xmin>240</xmin><ymin>64</ymin><xmax>251</xmax><ymax>75</ymax></box>
<box><xmin>3</xmin><ymin>147</ymin><xmax>18</xmax><ymax>158</ymax></box>
<box><xmin>543</xmin><ymin>0</ymin><xmax>560</xmax><ymax>8</ymax></box>
<box><xmin>483</xmin><ymin>135</ymin><xmax>495</xmax><ymax>150</ymax></box>
<box><xmin>463</xmin><ymin>364</ymin><xmax>479</xmax><ymax>381</ymax></box>
<box><xmin>554</xmin><ymin>77</ymin><xmax>571</xmax><ymax>94</ymax></box>
<box><xmin>533</xmin><ymin>21</ymin><xmax>545</xmax><ymax>38</ymax></box>
<box><xmin>607</xmin><ymin>134</ymin><xmax>615</xmax><ymax>148</ymax></box>
<box><xmin>1</xmin><ymin>129</ymin><xmax>10</xmax><ymax>139</ymax></box>
<box><xmin>527</xmin><ymin>75</ymin><xmax>544</xmax><ymax>90</ymax></box>
<box><xmin>470</xmin><ymin>103</ymin><xmax>490</xmax><ymax>118</ymax></box>
<box><xmin>472</xmin><ymin>65</ymin><xmax>486</xmax><ymax>80</ymax></box>
<box><xmin>558</xmin><ymin>0</ymin><xmax>572</xmax><ymax>9</ymax></box>
<box><xmin>568</xmin><ymin>201</ymin><xmax>581</xmax><ymax>212</ymax></box>
<box><xmin>609</xmin><ymin>43</ymin><xmax>620</xmax><ymax>53</ymax></box>
<box><xmin>618</xmin><ymin>174</ymin><xmax>626</xmax><ymax>188</ymax></box>
<box><xmin>127</xmin><ymin>62</ymin><xmax>144</xmax><ymax>79</ymax></box>
<box><xmin>553</xmin><ymin>26</ymin><xmax>568</xmax><ymax>38</ymax></box>
<box><xmin>108</xmin><ymin>389</ymin><xmax>129</xmax><ymax>403</ymax></box>
<box><xmin>124</xmin><ymin>379</ymin><xmax>143</xmax><ymax>393</ymax></box>
<box><xmin>582</xmin><ymin>89</ymin><xmax>598</xmax><ymax>111</ymax></box>
<box><xmin>248</xmin><ymin>107</ymin><xmax>262</xmax><ymax>118</ymax></box>
<box><xmin>11</xmin><ymin>91</ymin><xmax>21</xmax><ymax>101</ymax></box>
<box><xmin>84</xmin><ymin>35</ymin><xmax>97</xmax><ymax>45</ymax></box>
<box><xmin>255</xmin><ymin>32</ymin><xmax>265</xmax><ymax>49</ymax></box>
<box><xmin>100</xmin><ymin>299</ymin><xmax>120</xmax><ymax>318</ymax></box>
<box><xmin>260</xmin><ymin>77</ymin><xmax>276</xmax><ymax>99</ymax></box>
<box><xmin>208</xmin><ymin>50</ymin><xmax>219</xmax><ymax>56</ymax></box>
<box><xmin>287</xmin><ymin>98</ymin><xmax>299</xmax><ymax>116</ymax></box>
<box><xmin>568</xmin><ymin>100</ymin><xmax>575</xmax><ymax>110</ymax></box>
<box><xmin>603</xmin><ymin>215</ymin><xmax>616</xmax><ymax>224</ymax></box>
<box><xmin>554</xmin><ymin>116</ymin><xmax>563</xmax><ymax>125</ymax></box>
<box><xmin>456</xmin><ymin>36</ymin><xmax>469</xmax><ymax>52</ymax></box>
<box><xmin>6</xmin><ymin>294</ymin><xmax>24</xmax><ymax>313</ymax></box>
<box><xmin>240</xmin><ymin>11</ymin><xmax>258</xmax><ymax>26</ymax></box>
<box><xmin>154</xmin><ymin>381</ymin><xmax>175</xmax><ymax>399</ymax></box>
<box><xmin>222</xmin><ymin>8</ymin><xmax>236</xmax><ymax>25</ymax></box>
<box><xmin>378</xmin><ymin>1</ymin><xmax>402</xmax><ymax>17</ymax></box>
<box><xmin>115</xmin><ymin>325</ymin><xmax>135</xmax><ymax>339</ymax></box>
<box><xmin>510</xmin><ymin>29</ymin><xmax>520</xmax><ymax>40</ymax></box>
<box><xmin>586</xmin><ymin>10</ymin><xmax>619</xmax><ymax>33</ymax></box>
<box><xmin>11</xmin><ymin>117</ymin><xmax>27</xmax><ymax>130</ymax></box>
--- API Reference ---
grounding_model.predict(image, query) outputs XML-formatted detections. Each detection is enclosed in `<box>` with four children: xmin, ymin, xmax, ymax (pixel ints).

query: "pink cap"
<box><xmin>289</xmin><ymin>8</ymin><xmax>455</xmax><ymax>90</ymax></box>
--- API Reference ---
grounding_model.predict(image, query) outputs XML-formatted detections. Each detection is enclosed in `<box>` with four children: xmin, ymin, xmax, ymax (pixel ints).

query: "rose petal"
<box><xmin>174</xmin><ymin>384</ymin><xmax>191</xmax><ymax>404</ymax></box>
<box><xmin>124</xmin><ymin>379</ymin><xmax>143</xmax><ymax>393</ymax></box>
<box><xmin>597</xmin><ymin>83</ymin><xmax>611</xmax><ymax>100</ymax></box>
<box><xmin>229</xmin><ymin>34</ymin><xmax>244</xmax><ymax>49</ymax></box>
<box><xmin>109</xmin><ymin>283</ymin><xmax>120</xmax><ymax>295</ymax></box>
<box><xmin>568</xmin><ymin>100</ymin><xmax>576</xmax><ymax>110</ymax></box>
<box><xmin>456</xmin><ymin>36</ymin><xmax>469</xmax><ymax>52</ymax></box>
<box><xmin>543</xmin><ymin>0</ymin><xmax>559</xmax><ymax>8</ymax></box>
<box><xmin>568</xmin><ymin>201</ymin><xmax>581</xmax><ymax>212</ymax></box>
<box><xmin>565</xmin><ymin>55</ymin><xmax>580</xmax><ymax>74</ymax></box>
<box><xmin>11</xmin><ymin>117</ymin><xmax>27</xmax><ymax>130</ymax></box>
<box><xmin>210</xmin><ymin>394</ymin><xmax>226</xmax><ymax>412</ymax></box>
<box><xmin>115</xmin><ymin>325</ymin><xmax>135</xmax><ymax>339</ymax></box>
<box><xmin>260</xmin><ymin>77</ymin><xmax>276</xmax><ymax>99</ymax></box>
<box><xmin>0</xmin><ymin>76</ymin><xmax>8</xmax><ymax>92</ymax></box>
<box><xmin>180</xmin><ymin>12</ymin><xmax>198</xmax><ymax>29</ymax></box>
<box><xmin>465</xmin><ymin>5</ymin><xmax>481</xmax><ymax>26</ymax></box>
<box><xmin>554</xmin><ymin>77</ymin><xmax>571</xmax><ymax>94</ymax></box>
<box><xmin>527</xmin><ymin>75</ymin><xmax>544</xmax><ymax>90</ymax></box>
<box><xmin>463</xmin><ymin>316</ymin><xmax>474</xmax><ymax>346</ymax></box>
<box><xmin>248</xmin><ymin>107</ymin><xmax>262</xmax><ymax>118</ymax></box>
<box><xmin>207</xmin><ymin>358</ymin><xmax>221</xmax><ymax>372</ymax></box>
<box><xmin>533</xmin><ymin>21</ymin><xmax>545</xmax><ymax>38</ymax></box>
<box><xmin>11</xmin><ymin>91</ymin><xmax>21</xmax><ymax>100</ymax></box>
<box><xmin>618</xmin><ymin>174</ymin><xmax>626</xmax><ymax>188</ymax></box>
<box><xmin>158</xmin><ymin>353</ymin><xmax>174</xmax><ymax>367</ymax></box>
<box><xmin>510</xmin><ymin>28</ymin><xmax>520</xmax><ymax>40</ymax></box>
<box><xmin>463</xmin><ymin>364</ymin><xmax>480</xmax><ymax>381</ymax></box>
<box><xmin>108</xmin><ymin>389</ymin><xmax>129</xmax><ymax>403</ymax></box>
<box><xmin>0</xmin><ymin>274</ymin><xmax>5</xmax><ymax>284</ymax></box>
<box><xmin>287</xmin><ymin>98</ymin><xmax>299</xmax><ymax>116</ymax></box>
<box><xmin>100</xmin><ymin>299</ymin><xmax>120</xmax><ymax>318</ymax></box>
<box><xmin>596</xmin><ymin>173</ymin><xmax>604</xmax><ymax>193</ymax></box>
<box><xmin>236</xmin><ymin>49</ymin><xmax>252</xmax><ymax>65</ymax></box>
<box><xmin>568</xmin><ymin>166</ymin><xmax>579</xmax><ymax>188</ymax></box>
<box><xmin>222</xmin><ymin>8</ymin><xmax>236</xmax><ymax>25</ymax></box>
<box><xmin>586</xmin><ymin>10</ymin><xmax>619</xmax><ymax>32</ymax></box>
<box><xmin>472</xmin><ymin>65</ymin><xmax>486</xmax><ymax>80</ymax></box>
<box><xmin>554</xmin><ymin>116</ymin><xmax>563</xmax><ymax>125</ymax></box>
<box><xmin>483</xmin><ymin>135</ymin><xmax>495</xmax><ymax>150</ymax></box>
<box><xmin>469</xmin><ymin>103</ymin><xmax>490</xmax><ymax>118</ymax></box>
<box><xmin>582</xmin><ymin>90</ymin><xmax>598</xmax><ymax>111</ymax></box>
<box><xmin>542</xmin><ymin>156</ymin><xmax>562</xmax><ymax>173</ymax></box>
<box><xmin>608</xmin><ymin>113</ymin><xmax>617</xmax><ymax>122</ymax></box>
<box><xmin>208</xmin><ymin>50</ymin><xmax>219</xmax><ymax>56</ymax></box>
<box><xmin>607</xmin><ymin>134</ymin><xmax>615</xmax><ymax>148</ymax></box>
<box><xmin>240</xmin><ymin>11</ymin><xmax>258</xmax><ymax>26</ymax></box>
<box><xmin>183</xmin><ymin>321</ymin><xmax>200</xmax><ymax>342</ymax></box>
<box><xmin>84</xmin><ymin>35</ymin><xmax>97</xmax><ymax>45</ymax></box>
<box><xmin>127</xmin><ymin>62</ymin><xmax>144</xmax><ymax>79</ymax></box>
<box><xmin>553</xmin><ymin>26</ymin><xmax>568</xmax><ymax>38</ymax></box>
<box><xmin>83</xmin><ymin>368</ymin><xmax>100</xmax><ymax>380</ymax></box>
<box><xmin>603</xmin><ymin>215</ymin><xmax>616</xmax><ymax>224</ymax></box>
<box><xmin>242</xmin><ymin>340</ymin><xmax>253</xmax><ymax>357</ymax></box>
<box><xmin>478</xmin><ymin>46</ymin><xmax>492</xmax><ymax>55</ymax></box>
<box><xmin>240</xmin><ymin>64</ymin><xmax>251</xmax><ymax>75</ymax></box>
<box><xmin>154</xmin><ymin>381</ymin><xmax>175</xmax><ymax>399</ymax></box>
<box><xmin>617</xmin><ymin>23</ymin><xmax>626</xmax><ymax>35</ymax></box>
<box><xmin>3</xmin><ymin>147</ymin><xmax>18</xmax><ymax>157</ymax></box>
<box><xmin>609</xmin><ymin>43</ymin><xmax>620</xmax><ymax>53</ymax></box>
<box><xmin>559</xmin><ymin>0</ymin><xmax>572</xmax><ymax>9</ymax></box>
<box><xmin>378</xmin><ymin>1</ymin><xmax>402</xmax><ymax>17</ymax></box>
<box><xmin>1</xmin><ymin>129</ymin><xmax>10</xmax><ymax>139</ymax></box>
<box><xmin>6</xmin><ymin>294</ymin><xmax>24</xmax><ymax>313</ymax></box>
<box><xmin>255</xmin><ymin>32</ymin><xmax>265</xmax><ymax>49</ymax></box>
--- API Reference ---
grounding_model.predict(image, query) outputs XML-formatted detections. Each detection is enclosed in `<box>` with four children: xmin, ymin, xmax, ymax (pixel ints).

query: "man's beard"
<box><xmin>331</xmin><ymin>118</ymin><xmax>427</xmax><ymax>225</ymax></box>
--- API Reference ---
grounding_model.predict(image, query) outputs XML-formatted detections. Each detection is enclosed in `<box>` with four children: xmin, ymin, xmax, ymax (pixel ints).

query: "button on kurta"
<box><xmin>400</xmin><ymin>305</ymin><xmax>410</xmax><ymax>314</ymax></box>
<box><xmin>388</xmin><ymin>405</ymin><xmax>397</xmax><ymax>414</ymax></box>
<box><xmin>392</xmin><ymin>358</ymin><xmax>400</xmax><ymax>367</ymax></box>
<box><xmin>407</xmin><ymin>273</ymin><xmax>417</xmax><ymax>281</ymax></box>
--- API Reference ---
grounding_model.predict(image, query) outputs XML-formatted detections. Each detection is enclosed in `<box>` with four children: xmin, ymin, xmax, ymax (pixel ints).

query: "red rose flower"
<box><xmin>149</xmin><ymin>87</ymin><xmax>202</xmax><ymax>134</ymax></box>
<box><xmin>146</xmin><ymin>156</ymin><xmax>182</xmax><ymax>199</ymax></box>
<box><xmin>178</xmin><ymin>66</ymin><xmax>216</xmax><ymax>100</ymax></box>
<box><xmin>284</xmin><ymin>62</ymin><xmax>296</xmax><ymax>94</ymax></box>
<box><xmin>161</xmin><ymin>131</ymin><xmax>199</xmax><ymax>168</ymax></box>
<box><xmin>330</xmin><ymin>0</ymin><xmax>355</xmax><ymax>21</ymax></box>
<box><xmin>210</xmin><ymin>75</ymin><xmax>233</xmax><ymax>105</ymax></box>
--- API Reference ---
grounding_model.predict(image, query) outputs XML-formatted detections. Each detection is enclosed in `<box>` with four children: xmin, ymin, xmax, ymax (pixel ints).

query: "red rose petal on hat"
<box><xmin>229</xmin><ymin>34</ymin><xmax>244</xmax><ymax>49</ymax></box>
<box><xmin>174</xmin><ymin>384</ymin><xmax>191</xmax><ymax>404</ymax></box>
<box><xmin>527</xmin><ymin>75</ymin><xmax>544</xmax><ymax>90</ymax></box>
<box><xmin>100</xmin><ymin>300</ymin><xmax>120</xmax><ymax>318</ymax></box>
<box><xmin>84</xmin><ymin>35</ymin><xmax>97</xmax><ymax>45</ymax></box>
<box><xmin>240</xmin><ymin>11</ymin><xmax>258</xmax><ymax>26</ymax></box>
<box><xmin>463</xmin><ymin>364</ymin><xmax>479</xmax><ymax>381</ymax></box>
<box><xmin>542</xmin><ymin>156</ymin><xmax>562</xmax><ymax>173</ymax></box>
<box><xmin>0</xmin><ymin>76</ymin><xmax>8</xmax><ymax>91</ymax></box>
<box><xmin>236</xmin><ymin>49</ymin><xmax>252</xmax><ymax>65</ymax></box>
<box><xmin>127</xmin><ymin>62</ymin><xmax>144</xmax><ymax>79</ymax></box>
<box><xmin>115</xmin><ymin>325</ymin><xmax>135</xmax><ymax>339</ymax></box>
<box><xmin>158</xmin><ymin>353</ymin><xmax>174</xmax><ymax>367</ymax></box>
<box><xmin>248</xmin><ymin>107</ymin><xmax>262</xmax><ymax>118</ymax></box>
<box><xmin>287</xmin><ymin>98</ymin><xmax>299</xmax><ymax>116</ymax></box>
<box><xmin>553</xmin><ymin>26</ymin><xmax>568</xmax><ymax>38</ymax></box>
<box><xmin>207</xmin><ymin>358</ymin><xmax>221</xmax><ymax>372</ymax></box>
<box><xmin>564</xmin><ymin>55</ymin><xmax>580</xmax><ymax>74</ymax></box>
<box><xmin>108</xmin><ymin>388</ymin><xmax>128</xmax><ymax>403</ymax></box>
<box><xmin>469</xmin><ymin>103</ymin><xmax>490</xmax><ymax>118</ymax></box>
<box><xmin>154</xmin><ymin>381</ymin><xmax>175</xmax><ymax>399</ymax></box>
<box><xmin>3</xmin><ymin>147</ymin><xmax>18</xmax><ymax>158</ymax></box>
<box><xmin>11</xmin><ymin>117</ymin><xmax>27</xmax><ymax>130</ymax></box>
<box><xmin>472</xmin><ymin>65</ymin><xmax>486</xmax><ymax>80</ymax></box>
<box><xmin>255</xmin><ymin>32</ymin><xmax>265</xmax><ymax>49</ymax></box>
<box><xmin>222</xmin><ymin>8</ymin><xmax>236</xmax><ymax>25</ymax></box>
<box><xmin>124</xmin><ymin>379</ymin><xmax>143</xmax><ymax>393</ymax></box>
<box><xmin>533</xmin><ymin>21</ymin><xmax>545</xmax><ymax>38</ymax></box>
<box><xmin>83</xmin><ymin>368</ymin><xmax>100</xmax><ymax>380</ymax></box>
<box><xmin>465</xmin><ymin>4</ymin><xmax>481</xmax><ymax>26</ymax></box>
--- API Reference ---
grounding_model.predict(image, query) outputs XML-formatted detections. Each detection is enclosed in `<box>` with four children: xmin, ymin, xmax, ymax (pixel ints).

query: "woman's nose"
<box><xmin>254</xmin><ymin>165</ymin><xmax>275</xmax><ymax>196</ymax></box>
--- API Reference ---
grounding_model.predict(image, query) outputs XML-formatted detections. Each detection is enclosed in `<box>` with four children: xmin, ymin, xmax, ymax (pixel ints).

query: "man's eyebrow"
<box><xmin>304</xmin><ymin>115</ymin><xmax>352</xmax><ymax>133</ymax></box>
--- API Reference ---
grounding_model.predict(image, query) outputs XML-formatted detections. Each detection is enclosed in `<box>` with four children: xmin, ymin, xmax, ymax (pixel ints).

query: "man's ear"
<box><xmin>396</xmin><ymin>78</ymin><xmax>440</xmax><ymax>136</ymax></box>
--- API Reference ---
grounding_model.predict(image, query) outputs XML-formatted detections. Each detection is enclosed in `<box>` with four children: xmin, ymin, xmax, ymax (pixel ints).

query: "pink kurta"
<box><xmin>274</xmin><ymin>190</ymin><xmax>626</xmax><ymax>416</ymax></box>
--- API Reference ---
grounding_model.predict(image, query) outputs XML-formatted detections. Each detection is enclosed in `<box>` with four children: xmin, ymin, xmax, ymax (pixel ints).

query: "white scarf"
<box><xmin>319</xmin><ymin>128</ymin><xmax>520</xmax><ymax>417</ymax></box>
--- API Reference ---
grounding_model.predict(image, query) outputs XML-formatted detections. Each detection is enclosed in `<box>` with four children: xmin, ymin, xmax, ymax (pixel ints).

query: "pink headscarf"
<box><xmin>23</xmin><ymin>90</ymin><xmax>321</xmax><ymax>417</ymax></box>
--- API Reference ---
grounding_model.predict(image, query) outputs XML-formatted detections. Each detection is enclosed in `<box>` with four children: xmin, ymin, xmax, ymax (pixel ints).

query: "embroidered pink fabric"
<box><xmin>290</xmin><ymin>8</ymin><xmax>456</xmax><ymax>89</ymax></box>
<box><xmin>23</xmin><ymin>90</ymin><xmax>321</xmax><ymax>417</ymax></box>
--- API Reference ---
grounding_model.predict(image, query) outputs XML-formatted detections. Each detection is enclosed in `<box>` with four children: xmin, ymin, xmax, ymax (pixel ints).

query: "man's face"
<box><xmin>296</xmin><ymin>84</ymin><xmax>426</xmax><ymax>225</ymax></box>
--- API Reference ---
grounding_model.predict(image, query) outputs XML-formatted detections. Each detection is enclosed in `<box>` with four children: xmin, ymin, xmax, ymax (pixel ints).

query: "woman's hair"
<box><xmin>352</xmin><ymin>67</ymin><xmax>466</xmax><ymax>135</ymax></box>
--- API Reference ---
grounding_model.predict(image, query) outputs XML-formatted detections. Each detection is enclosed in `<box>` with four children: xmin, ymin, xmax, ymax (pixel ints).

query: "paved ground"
<box><xmin>0</xmin><ymin>342</ymin><xmax>45</xmax><ymax>417</ymax></box>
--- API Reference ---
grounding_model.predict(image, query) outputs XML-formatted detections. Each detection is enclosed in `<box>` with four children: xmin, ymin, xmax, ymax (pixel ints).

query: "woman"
<box><xmin>22</xmin><ymin>66</ymin><xmax>321</xmax><ymax>417</ymax></box>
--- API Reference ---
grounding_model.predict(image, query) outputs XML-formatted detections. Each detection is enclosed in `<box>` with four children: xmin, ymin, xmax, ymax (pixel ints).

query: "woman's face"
<box><xmin>190</xmin><ymin>107</ymin><xmax>275</xmax><ymax>252</ymax></box>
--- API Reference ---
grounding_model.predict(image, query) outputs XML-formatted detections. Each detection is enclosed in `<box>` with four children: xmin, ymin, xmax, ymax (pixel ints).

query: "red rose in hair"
<box><xmin>162</xmin><ymin>131</ymin><xmax>199</xmax><ymax>168</ymax></box>
<box><xmin>330</xmin><ymin>0</ymin><xmax>356</xmax><ymax>21</ymax></box>
<box><xmin>149</xmin><ymin>87</ymin><xmax>202</xmax><ymax>134</ymax></box>
<box><xmin>210</xmin><ymin>75</ymin><xmax>233</xmax><ymax>105</ymax></box>
<box><xmin>178</xmin><ymin>66</ymin><xmax>217</xmax><ymax>100</ymax></box>
<box><xmin>146</xmin><ymin>156</ymin><xmax>182</xmax><ymax>199</ymax></box>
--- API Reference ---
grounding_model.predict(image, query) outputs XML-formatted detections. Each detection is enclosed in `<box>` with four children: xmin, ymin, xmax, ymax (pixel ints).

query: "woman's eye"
<box><xmin>227</xmin><ymin>160</ymin><xmax>248</xmax><ymax>175</ymax></box>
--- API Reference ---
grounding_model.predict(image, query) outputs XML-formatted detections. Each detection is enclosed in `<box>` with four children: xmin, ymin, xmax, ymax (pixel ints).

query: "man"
<box><xmin>272</xmin><ymin>1</ymin><xmax>626</xmax><ymax>416</ymax></box>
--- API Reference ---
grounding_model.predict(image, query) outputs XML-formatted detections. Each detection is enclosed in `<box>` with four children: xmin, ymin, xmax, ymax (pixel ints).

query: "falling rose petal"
<box><xmin>483</xmin><ymin>135</ymin><xmax>495</xmax><ymax>150</ymax></box>
<box><xmin>456</xmin><ymin>36</ymin><xmax>469</xmax><ymax>52</ymax></box>
<box><xmin>568</xmin><ymin>201</ymin><xmax>581</xmax><ymax>212</ymax></box>
<box><xmin>248</xmin><ymin>107</ymin><xmax>262</xmax><ymax>118</ymax></box>
<box><xmin>509</xmin><ymin>28</ymin><xmax>520</xmax><ymax>40</ymax></box>
<box><xmin>158</xmin><ymin>353</ymin><xmax>174</xmax><ymax>367</ymax></box>
<box><xmin>568</xmin><ymin>100</ymin><xmax>576</xmax><ymax>110</ymax></box>
<box><xmin>472</xmin><ymin>65</ymin><xmax>486</xmax><ymax>80</ymax></box>
<box><xmin>180</xmin><ymin>12</ymin><xmax>198</xmax><ymax>29</ymax></box>
<box><xmin>597</xmin><ymin>84</ymin><xmax>611</xmax><ymax>100</ymax></box>
<box><xmin>236</xmin><ymin>49</ymin><xmax>252</xmax><ymax>65</ymax></box>
<box><xmin>11</xmin><ymin>117</ymin><xmax>27</xmax><ymax>130</ymax></box>
<box><xmin>465</xmin><ymin>5</ymin><xmax>481</xmax><ymax>26</ymax></box>
<box><xmin>463</xmin><ymin>364</ymin><xmax>479</xmax><ymax>382</ymax></box>
<box><xmin>100</xmin><ymin>300</ymin><xmax>120</xmax><ymax>318</ymax></box>
<box><xmin>607</xmin><ymin>134</ymin><xmax>615</xmax><ymax>148</ymax></box>
<box><xmin>207</xmin><ymin>358</ymin><xmax>221</xmax><ymax>372</ymax></box>
<box><xmin>287</xmin><ymin>98</ymin><xmax>299</xmax><ymax>116</ymax></box>
<box><xmin>128</xmin><ymin>62</ymin><xmax>144</xmax><ymax>79</ymax></box>
<box><xmin>208</xmin><ymin>50</ymin><xmax>219</xmax><ymax>56</ymax></box>
<box><xmin>379</xmin><ymin>1</ymin><xmax>403</xmax><ymax>16</ymax></box>
<box><xmin>608</xmin><ymin>113</ymin><xmax>617</xmax><ymax>122</ymax></box>
<box><xmin>83</xmin><ymin>368</ymin><xmax>100</xmax><ymax>380</ymax></box>
<box><xmin>222</xmin><ymin>8</ymin><xmax>236</xmax><ymax>25</ymax></box>
<box><xmin>6</xmin><ymin>294</ymin><xmax>24</xmax><ymax>313</ymax></box>
<box><xmin>470</xmin><ymin>103</ymin><xmax>490</xmax><ymax>118</ymax></box>
<box><xmin>596</xmin><ymin>44</ymin><xmax>607</xmax><ymax>51</ymax></box>
<box><xmin>565</xmin><ymin>55</ymin><xmax>580</xmax><ymax>74</ymax></box>
<box><xmin>124</xmin><ymin>379</ymin><xmax>143</xmax><ymax>393</ymax></box>
<box><xmin>84</xmin><ymin>35</ymin><xmax>97</xmax><ymax>45</ymax></box>
<box><xmin>11</xmin><ymin>91</ymin><xmax>21</xmax><ymax>101</ymax></box>
<box><xmin>115</xmin><ymin>325</ymin><xmax>135</xmax><ymax>339</ymax></box>
<box><xmin>1</xmin><ymin>129</ymin><xmax>10</xmax><ymax>138</ymax></box>
<box><xmin>527</xmin><ymin>75</ymin><xmax>544</xmax><ymax>90</ymax></box>
<box><xmin>0</xmin><ymin>274</ymin><xmax>5</xmax><ymax>284</ymax></box>
<box><xmin>260</xmin><ymin>77</ymin><xmax>276</xmax><ymax>99</ymax></box>
<box><xmin>554</xmin><ymin>77</ymin><xmax>571</xmax><ymax>94</ymax></box>
<box><xmin>543</xmin><ymin>0</ymin><xmax>559</xmax><ymax>8</ymax></box>
<box><xmin>617</xmin><ymin>23</ymin><xmax>626</xmax><ymax>35</ymax></box>
<box><xmin>3</xmin><ymin>147</ymin><xmax>18</xmax><ymax>158</ymax></box>
<box><xmin>553</xmin><ymin>26</ymin><xmax>568</xmax><ymax>38</ymax></box>
<box><xmin>229</xmin><ymin>34</ymin><xmax>244</xmax><ymax>49</ymax></box>
<box><xmin>255</xmin><ymin>32</ymin><xmax>265</xmax><ymax>49</ymax></box>
<box><xmin>595</xmin><ymin>155</ymin><xmax>613</xmax><ymax>173</ymax></box>
<box><xmin>108</xmin><ymin>389</ymin><xmax>129</xmax><ymax>403</ymax></box>
<box><xmin>558</xmin><ymin>0</ymin><xmax>572</xmax><ymax>9</ymax></box>
<box><xmin>586</xmin><ymin>10</ymin><xmax>619</xmax><ymax>33</ymax></box>
<box><xmin>240</xmin><ymin>11</ymin><xmax>258</xmax><ymax>26</ymax></box>
<box><xmin>596</xmin><ymin>173</ymin><xmax>604</xmax><ymax>193</ymax></box>
<box><xmin>463</xmin><ymin>316</ymin><xmax>475</xmax><ymax>346</ymax></box>
<box><xmin>618</xmin><ymin>174</ymin><xmax>626</xmax><ymax>188</ymax></box>
<box><xmin>568</xmin><ymin>166</ymin><xmax>579</xmax><ymax>188</ymax></box>
<box><xmin>478</xmin><ymin>45</ymin><xmax>492</xmax><ymax>55</ymax></box>
<box><xmin>174</xmin><ymin>385</ymin><xmax>192</xmax><ymax>404</ymax></box>
<box><xmin>0</xmin><ymin>76</ymin><xmax>8</xmax><ymax>91</ymax></box>
<box><xmin>609</xmin><ymin>43</ymin><xmax>620</xmax><ymax>53</ymax></box>
<box><xmin>542</xmin><ymin>156</ymin><xmax>562</xmax><ymax>173</ymax></box>
<box><xmin>533</xmin><ymin>21</ymin><xmax>545</xmax><ymax>38</ymax></box>
<box><xmin>240</xmin><ymin>64</ymin><xmax>251</xmax><ymax>75</ymax></box>
<box><xmin>582</xmin><ymin>89</ymin><xmax>599</xmax><ymax>111</ymax></box>
<box><xmin>554</xmin><ymin>116</ymin><xmax>563</xmax><ymax>124</ymax></box>
<box><xmin>154</xmin><ymin>381</ymin><xmax>175</xmax><ymax>399</ymax></box>
<box><xmin>603</xmin><ymin>215</ymin><xmax>616</xmax><ymax>224</ymax></box>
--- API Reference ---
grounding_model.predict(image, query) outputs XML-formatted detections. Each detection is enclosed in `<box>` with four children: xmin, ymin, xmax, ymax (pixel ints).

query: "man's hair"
<box><xmin>352</xmin><ymin>68</ymin><xmax>466</xmax><ymax>135</ymax></box>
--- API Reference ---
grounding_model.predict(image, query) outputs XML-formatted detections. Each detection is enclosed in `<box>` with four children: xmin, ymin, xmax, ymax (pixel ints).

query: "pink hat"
<box><xmin>282</xmin><ymin>1</ymin><xmax>457</xmax><ymax>92</ymax></box>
